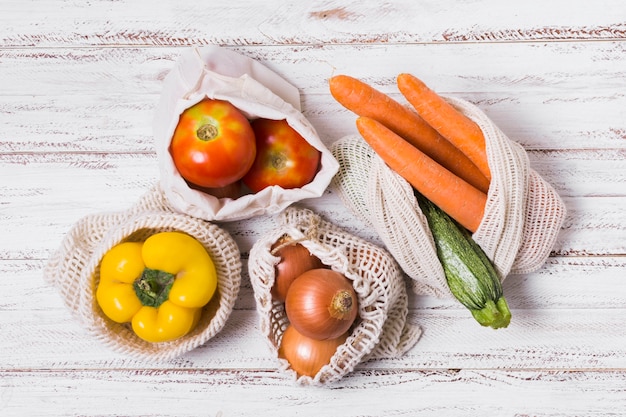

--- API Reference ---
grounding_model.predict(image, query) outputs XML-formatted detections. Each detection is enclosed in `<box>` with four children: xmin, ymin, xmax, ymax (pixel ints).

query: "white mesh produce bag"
<box><xmin>43</xmin><ymin>185</ymin><xmax>242</xmax><ymax>361</ymax></box>
<box><xmin>331</xmin><ymin>96</ymin><xmax>567</xmax><ymax>298</ymax></box>
<box><xmin>248</xmin><ymin>206</ymin><xmax>421</xmax><ymax>386</ymax></box>
<box><xmin>153</xmin><ymin>46</ymin><xmax>339</xmax><ymax>222</ymax></box>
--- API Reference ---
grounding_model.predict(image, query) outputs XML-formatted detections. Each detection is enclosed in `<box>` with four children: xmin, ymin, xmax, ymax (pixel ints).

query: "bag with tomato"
<box><xmin>248</xmin><ymin>206</ymin><xmax>422</xmax><ymax>386</ymax></box>
<box><xmin>43</xmin><ymin>185</ymin><xmax>242</xmax><ymax>361</ymax></box>
<box><xmin>152</xmin><ymin>46</ymin><xmax>340</xmax><ymax>222</ymax></box>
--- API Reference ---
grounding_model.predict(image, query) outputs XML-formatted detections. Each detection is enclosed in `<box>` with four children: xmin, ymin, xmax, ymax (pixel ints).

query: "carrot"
<box><xmin>330</xmin><ymin>74</ymin><xmax>490</xmax><ymax>193</ymax></box>
<box><xmin>356</xmin><ymin>116</ymin><xmax>486</xmax><ymax>233</ymax></box>
<box><xmin>396</xmin><ymin>73</ymin><xmax>491</xmax><ymax>181</ymax></box>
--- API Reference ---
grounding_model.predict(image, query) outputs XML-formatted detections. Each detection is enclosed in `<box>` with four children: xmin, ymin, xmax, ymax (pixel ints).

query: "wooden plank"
<box><xmin>1</xmin><ymin>151</ymin><xmax>624</xmax><ymax>259</ymax></box>
<box><xmin>5</xmin><ymin>255</ymin><xmax>626</xmax><ymax>313</ymax></box>
<box><xmin>307</xmin><ymin>91</ymin><xmax>626</xmax><ymax>152</ymax></box>
<box><xmin>3</xmin><ymin>285</ymin><xmax>626</xmax><ymax>371</ymax></box>
<box><xmin>0</xmin><ymin>0</ymin><xmax>624</xmax><ymax>47</ymax></box>
<box><xmin>1</xmin><ymin>190</ymin><xmax>625</xmax><ymax>260</ymax></box>
<box><xmin>2</xmin><ymin>42</ymin><xmax>626</xmax><ymax>97</ymax></box>
<box><xmin>2</xmin><ymin>91</ymin><xmax>625</xmax><ymax>153</ymax></box>
<box><xmin>2</xmin><ymin>149</ymin><xmax>623</xmax><ymax>201</ymax></box>
<box><xmin>1</xmin><ymin>369</ymin><xmax>625</xmax><ymax>417</ymax></box>
<box><xmin>1</xmin><ymin>42</ymin><xmax>625</xmax><ymax>151</ymax></box>
<box><xmin>0</xmin><ymin>95</ymin><xmax>157</xmax><ymax>153</ymax></box>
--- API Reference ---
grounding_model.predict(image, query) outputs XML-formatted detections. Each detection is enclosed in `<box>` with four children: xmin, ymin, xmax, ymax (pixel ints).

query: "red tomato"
<box><xmin>188</xmin><ymin>180</ymin><xmax>243</xmax><ymax>200</ymax></box>
<box><xmin>242</xmin><ymin>119</ymin><xmax>321</xmax><ymax>192</ymax></box>
<box><xmin>170</xmin><ymin>99</ymin><xmax>256</xmax><ymax>188</ymax></box>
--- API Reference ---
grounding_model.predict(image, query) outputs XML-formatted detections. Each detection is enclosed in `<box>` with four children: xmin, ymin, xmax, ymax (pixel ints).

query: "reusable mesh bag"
<box><xmin>248</xmin><ymin>206</ymin><xmax>421</xmax><ymax>386</ymax></box>
<box><xmin>331</xmin><ymin>96</ymin><xmax>567</xmax><ymax>297</ymax></box>
<box><xmin>43</xmin><ymin>185</ymin><xmax>242</xmax><ymax>361</ymax></box>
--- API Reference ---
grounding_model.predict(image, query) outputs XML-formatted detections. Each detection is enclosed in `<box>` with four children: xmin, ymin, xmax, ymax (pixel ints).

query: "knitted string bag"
<box><xmin>248</xmin><ymin>206</ymin><xmax>421</xmax><ymax>385</ymax></box>
<box><xmin>44</xmin><ymin>185</ymin><xmax>242</xmax><ymax>361</ymax></box>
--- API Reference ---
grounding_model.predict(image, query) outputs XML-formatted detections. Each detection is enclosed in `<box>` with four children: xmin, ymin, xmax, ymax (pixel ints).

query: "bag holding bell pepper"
<box><xmin>43</xmin><ymin>185</ymin><xmax>242</xmax><ymax>361</ymax></box>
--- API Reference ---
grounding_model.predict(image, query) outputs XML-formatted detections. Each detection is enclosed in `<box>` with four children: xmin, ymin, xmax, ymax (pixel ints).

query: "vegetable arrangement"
<box><xmin>271</xmin><ymin>237</ymin><xmax>359</xmax><ymax>377</ymax></box>
<box><xmin>96</xmin><ymin>231</ymin><xmax>218</xmax><ymax>343</ymax></box>
<box><xmin>170</xmin><ymin>98</ymin><xmax>321</xmax><ymax>199</ymax></box>
<box><xmin>330</xmin><ymin>73</ymin><xmax>511</xmax><ymax>329</ymax></box>
<box><xmin>50</xmin><ymin>46</ymin><xmax>567</xmax><ymax>376</ymax></box>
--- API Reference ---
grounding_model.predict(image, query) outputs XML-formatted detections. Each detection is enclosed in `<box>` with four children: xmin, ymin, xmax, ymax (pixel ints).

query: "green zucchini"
<box><xmin>415</xmin><ymin>192</ymin><xmax>511</xmax><ymax>329</ymax></box>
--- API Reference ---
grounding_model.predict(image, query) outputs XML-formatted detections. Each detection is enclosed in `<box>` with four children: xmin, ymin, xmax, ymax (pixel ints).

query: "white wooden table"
<box><xmin>2</xmin><ymin>1</ymin><xmax>625</xmax><ymax>415</ymax></box>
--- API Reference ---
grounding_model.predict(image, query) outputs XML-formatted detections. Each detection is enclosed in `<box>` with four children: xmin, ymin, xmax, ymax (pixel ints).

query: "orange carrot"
<box><xmin>330</xmin><ymin>74</ymin><xmax>490</xmax><ymax>193</ymax></box>
<box><xmin>397</xmin><ymin>73</ymin><xmax>491</xmax><ymax>181</ymax></box>
<box><xmin>356</xmin><ymin>116</ymin><xmax>486</xmax><ymax>232</ymax></box>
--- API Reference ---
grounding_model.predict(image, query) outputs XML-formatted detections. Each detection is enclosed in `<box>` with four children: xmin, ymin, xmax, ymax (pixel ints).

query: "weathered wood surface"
<box><xmin>1</xmin><ymin>0</ymin><xmax>625</xmax><ymax>416</ymax></box>
<box><xmin>2</xmin><ymin>0</ymin><xmax>625</xmax><ymax>46</ymax></box>
<box><xmin>2</xmin><ymin>369</ymin><xmax>626</xmax><ymax>417</ymax></box>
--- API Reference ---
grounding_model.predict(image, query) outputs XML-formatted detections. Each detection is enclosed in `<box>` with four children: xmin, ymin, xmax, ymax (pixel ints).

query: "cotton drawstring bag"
<box><xmin>331</xmin><ymin>96</ymin><xmax>567</xmax><ymax>298</ymax></box>
<box><xmin>248</xmin><ymin>206</ymin><xmax>421</xmax><ymax>386</ymax></box>
<box><xmin>43</xmin><ymin>185</ymin><xmax>242</xmax><ymax>361</ymax></box>
<box><xmin>153</xmin><ymin>46</ymin><xmax>339</xmax><ymax>222</ymax></box>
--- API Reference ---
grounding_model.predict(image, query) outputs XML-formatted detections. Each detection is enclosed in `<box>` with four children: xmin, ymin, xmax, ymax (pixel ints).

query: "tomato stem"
<box><xmin>197</xmin><ymin>123</ymin><xmax>219</xmax><ymax>141</ymax></box>
<box><xmin>270</xmin><ymin>153</ymin><xmax>288</xmax><ymax>170</ymax></box>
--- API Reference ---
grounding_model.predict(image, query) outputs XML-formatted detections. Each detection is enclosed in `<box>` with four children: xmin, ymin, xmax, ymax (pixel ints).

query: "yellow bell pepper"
<box><xmin>96</xmin><ymin>231</ymin><xmax>218</xmax><ymax>343</ymax></box>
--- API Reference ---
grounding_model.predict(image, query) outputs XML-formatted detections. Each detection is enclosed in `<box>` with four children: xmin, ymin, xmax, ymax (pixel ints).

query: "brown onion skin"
<box><xmin>285</xmin><ymin>268</ymin><xmax>358</xmax><ymax>340</ymax></box>
<box><xmin>279</xmin><ymin>324</ymin><xmax>348</xmax><ymax>377</ymax></box>
<box><xmin>271</xmin><ymin>238</ymin><xmax>324</xmax><ymax>302</ymax></box>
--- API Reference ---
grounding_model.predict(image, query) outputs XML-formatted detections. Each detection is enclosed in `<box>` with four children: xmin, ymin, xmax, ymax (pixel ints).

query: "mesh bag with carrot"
<box><xmin>329</xmin><ymin>74</ymin><xmax>567</xmax><ymax>324</ymax></box>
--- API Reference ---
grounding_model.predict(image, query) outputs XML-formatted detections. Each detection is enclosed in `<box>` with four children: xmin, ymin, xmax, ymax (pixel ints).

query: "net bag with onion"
<box><xmin>248</xmin><ymin>206</ymin><xmax>421</xmax><ymax>386</ymax></box>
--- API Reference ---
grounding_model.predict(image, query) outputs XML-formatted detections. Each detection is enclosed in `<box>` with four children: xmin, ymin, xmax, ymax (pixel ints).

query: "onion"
<box><xmin>279</xmin><ymin>324</ymin><xmax>348</xmax><ymax>377</ymax></box>
<box><xmin>271</xmin><ymin>236</ymin><xmax>324</xmax><ymax>302</ymax></box>
<box><xmin>285</xmin><ymin>268</ymin><xmax>358</xmax><ymax>340</ymax></box>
